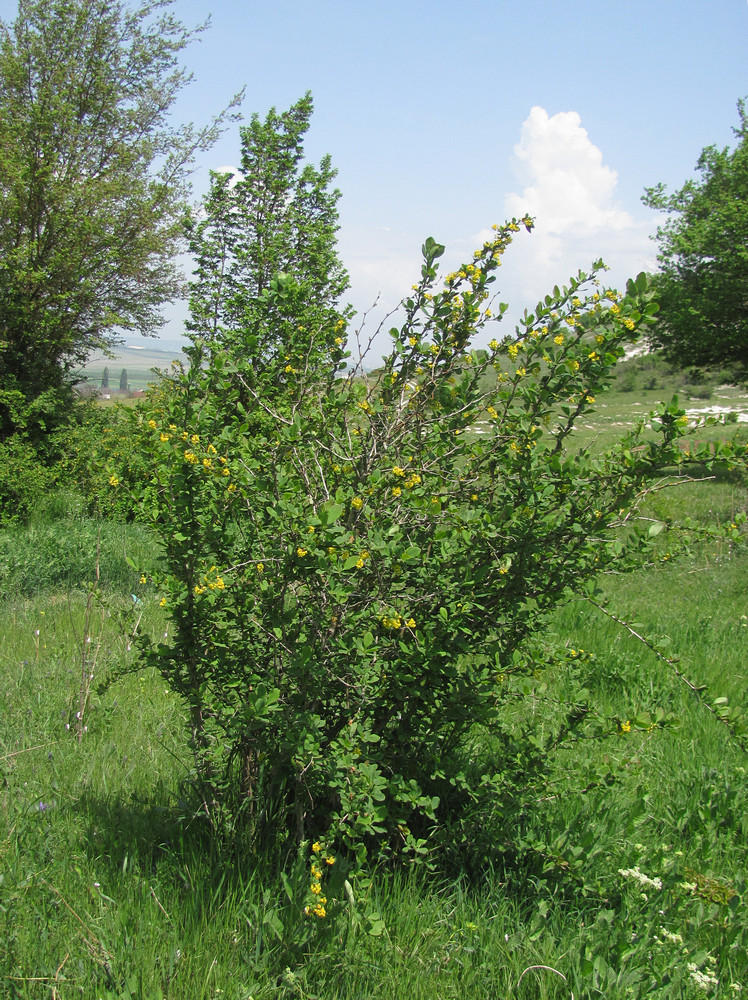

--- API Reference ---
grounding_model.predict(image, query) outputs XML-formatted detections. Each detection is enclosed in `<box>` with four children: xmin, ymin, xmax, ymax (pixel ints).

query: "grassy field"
<box><xmin>1</xmin><ymin>366</ymin><xmax>747</xmax><ymax>999</ymax></box>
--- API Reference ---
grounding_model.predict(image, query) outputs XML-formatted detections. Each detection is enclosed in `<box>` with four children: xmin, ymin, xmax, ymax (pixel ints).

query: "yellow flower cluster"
<box><xmin>381</xmin><ymin>614</ymin><xmax>416</xmax><ymax>630</ymax></box>
<box><xmin>507</xmin><ymin>343</ymin><xmax>519</xmax><ymax>360</ymax></box>
<box><xmin>351</xmin><ymin>496</ymin><xmax>364</xmax><ymax>510</ymax></box>
<box><xmin>193</xmin><ymin>566</ymin><xmax>226</xmax><ymax>595</ymax></box>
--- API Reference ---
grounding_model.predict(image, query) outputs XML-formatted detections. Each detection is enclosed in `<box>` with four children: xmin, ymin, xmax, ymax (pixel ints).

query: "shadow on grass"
<box><xmin>73</xmin><ymin>785</ymin><xmax>222</xmax><ymax>883</ymax></box>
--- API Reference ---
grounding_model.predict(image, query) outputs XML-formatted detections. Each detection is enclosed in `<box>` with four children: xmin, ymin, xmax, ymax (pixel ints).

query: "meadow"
<box><xmin>1</xmin><ymin>359</ymin><xmax>747</xmax><ymax>1000</ymax></box>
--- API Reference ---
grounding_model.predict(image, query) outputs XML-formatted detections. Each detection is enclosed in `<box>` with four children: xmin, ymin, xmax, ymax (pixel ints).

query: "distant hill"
<box><xmin>77</xmin><ymin>343</ymin><xmax>187</xmax><ymax>393</ymax></box>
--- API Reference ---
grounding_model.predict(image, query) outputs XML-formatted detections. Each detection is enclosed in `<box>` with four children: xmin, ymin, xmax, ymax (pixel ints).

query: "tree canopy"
<box><xmin>0</xmin><ymin>0</ymin><xmax>240</xmax><ymax>440</ymax></box>
<box><xmin>643</xmin><ymin>99</ymin><xmax>748</xmax><ymax>377</ymax></box>
<box><xmin>186</xmin><ymin>92</ymin><xmax>349</xmax><ymax>367</ymax></box>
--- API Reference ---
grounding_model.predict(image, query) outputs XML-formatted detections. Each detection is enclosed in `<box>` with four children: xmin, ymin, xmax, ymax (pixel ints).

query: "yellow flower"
<box><xmin>311</xmin><ymin>883</ymin><xmax>322</xmax><ymax>895</ymax></box>
<box><xmin>207</xmin><ymin>443</ymin><xmax>217</xmax><ymax>455</ymax></box>
<box><xmin>588</xmin><ymin>350</ymin><xmax>599</xmax><ymax>361</ymax></box>
<box><xmin>297</xmin><ymin>547</ymin><xmax>308</xmax><ymax>557</ymax></box>
<box><xmin>392</xmin><ymin>466</ymin><xmax>405</xmax><ymax>477</ymax></box>
<box><xmin>489</xmin><ymin>338</ymin><xmax>499</xmax><ymax>351</ymax></box>
<box><xmin>595</xmin><ymin>334</ymin><xmax>605</xmax><ymax>345</ymax></box>
<box><xmin>194</xmin><ymin>585</ymin><xmax>206</xmax><ymax>595</ymax></box>
<box><xmin>355</xmin><ymin>558</ymin><xmax>365</xmax><ymax>569</ymax></box>
<box><xmin>307</xmin><ymin>526</ymin><xmax>315</xmax><ymax>534</ymax></box>
<box><xmin>148</xmin><ymin>419</ymin><xmax>157</xmax><ymax>430</ymax></box>
<box><xmin>139</xmin><ymin>574</ymin><xmax>147</xmax><ymax>584</ymax></box>
<box><xmin>325</xmin><ymin>855</ymin><xmax>335</xmax><ymax>865</ymax></box>
<box><xmin>470</xmin><ymin>493</ymin><xmax>478</xmax><ymax>501</ymax></box>
<box><xmin>554</xmin><ymin>334</ymin><xmax>564</xmax><ymax>345</ymax></box>
<box><xmin>313</xmin><ymin>905</ymin><xmax>326</xmax><ymax>918</ymax></box>
<box><xmin>109</xmin><ymin>475</ymin><xmax>119</xmax><ymax>486</ymax></box>
<box><xmin>184</xmin><ymin>450</ymin><xmax>198</xmax><ymax>464</ymax></box>
<box><xmin>256</xmin><ymin>563</ymin><xmax>264</xmax><ymax>574</ymax></box>
<box><xmin>191</xmin><ymin>434</ymin><xmax>200</xmax><ymax>444</ymax></box>
<box><xmin>169</xmin><ymin>424</ymin><xmax>177</xmax><ymax>431</ymax></box>
<box><xmin>160</xmin><ymin>432</ymin><xmax>170</xmax><ymax>442</ymax></box>
<box><xmin>312</xmin><ymin>842</ymin><xmax>322</xmax><ymax>853</ymax></box>
<box><xmin>202</xmin><ymin>458</ymin><xmax>212</xmax><ymax>469</ymax></box>
<box><xmin>409</xmin><ymin>336</ymin><xmax>418</xmax><ymax>347</ymax></box>
<box><xmin>351</xmin><ymin>497</ymin><xmax>364</xmax><ymax>510</ymax></box>
<box><xmin>159</xmin><ymin>597</ymin><xmax>167</xmax><ymax>607</ymax></box>
<box><xmin>405</xmin><ymin>618</ymin><xmax>416</xmax><ymax>629</ymax></box>
<box><xmin>392</xmin><ymin>486</ymin><xmax>402</xmax><ymax>498</ymax></box>
<box><xmin>507</xmin><ymin>344</ymin><xmax>519</xmax><ymax>359</ymax></box>
<box><xmin>621</xmin><ymin>720</ymin><xmax>632</xmax><ymax>733</ymax></box>
<box><xmin>334</xmin><ymin>337</ymin><xmax>344</xmax><ymax>346</ymax></box>
<box><xmin>405</xmin><ymin>474</ymin><xmax>421</xmax><ymax>489</ymax></box>
<box><xmin>515</xmin><ymin>367</ymin><xmax>526</xmax><ymax>377</ymax></box>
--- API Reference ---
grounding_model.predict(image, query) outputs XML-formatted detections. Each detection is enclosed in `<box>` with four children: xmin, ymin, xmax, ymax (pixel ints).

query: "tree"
<box><xmin>119</xmin><ymin>368</ymin><xmax>128</xmax><ymax>392</ymax></box>
<box><xmin>643</xmin><ymin>99</ymin><xmax>748</xmax><ymax>376</ymax></box>
<box><xmin>101</xmin><ymin>366</ymin><xmax>109</xmax><ymax>389</ymax></box>
<box><xmin>0</xmin><ymin>0</ymin><xmax>241</xmax><ymax>441</ymax></box>
<box><xmin>186</xmin><ymin>92</ymin><xmax>350</xmax><ymax>376</ymax></box>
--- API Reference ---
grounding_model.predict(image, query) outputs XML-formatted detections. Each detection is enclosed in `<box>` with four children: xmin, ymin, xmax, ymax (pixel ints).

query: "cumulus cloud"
<box><xmin>481</xmin><ymin>106</ymin><xmax>656</xmax><ymax>307</ymax></box>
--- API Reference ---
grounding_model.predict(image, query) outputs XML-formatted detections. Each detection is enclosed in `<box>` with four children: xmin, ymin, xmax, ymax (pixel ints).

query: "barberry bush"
<box><xmin>126</xmin><ymin>219</ymin><xmax>743</xmax><ymax>876</ymax></box>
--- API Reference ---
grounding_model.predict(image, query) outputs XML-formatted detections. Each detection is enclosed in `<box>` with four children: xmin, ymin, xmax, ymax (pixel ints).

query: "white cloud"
<box><xmin>487</xmin><ymin>106</ymin><xmax>656</xmax><ymax>307</ymax></box>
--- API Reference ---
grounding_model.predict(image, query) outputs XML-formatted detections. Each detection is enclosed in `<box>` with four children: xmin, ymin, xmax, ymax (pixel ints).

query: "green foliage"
<box><xmin>127</xmin><ymin>216</ymin><xmax>745</xmax><ymax>875</ymax></box>
<box><xmin>186</xmin><ymin>91</ymin><xmax>350</xmax><ymax>355</ymax></box>
<box><xmin>0</xmin><ymin>0</ymin><xmax>241</xmax><ymax>442</ymax></box>
<box><xmin>644</xmin><ymin>98</ymin><xmax>748</xmax><ymax>377</ymax></box>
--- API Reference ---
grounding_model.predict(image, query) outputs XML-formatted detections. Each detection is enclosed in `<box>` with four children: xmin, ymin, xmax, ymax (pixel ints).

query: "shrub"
<box><xmin>126</xmin><ymin>222</ymin><xmax>743</xmax><ymax>877</ymax></box>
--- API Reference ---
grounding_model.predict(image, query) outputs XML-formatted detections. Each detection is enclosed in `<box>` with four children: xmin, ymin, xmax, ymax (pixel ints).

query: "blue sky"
<box><xmin>3</xmin><ymin>0</ymin><xmax>747</xmax><ymax>358</ymax></box>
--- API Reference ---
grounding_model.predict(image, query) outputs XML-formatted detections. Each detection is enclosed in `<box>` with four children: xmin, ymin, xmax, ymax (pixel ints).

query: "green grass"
<box><xmin>2</xmin><ymin>378</ymin><xmax>748</xmax><ymax>999</ymax></box>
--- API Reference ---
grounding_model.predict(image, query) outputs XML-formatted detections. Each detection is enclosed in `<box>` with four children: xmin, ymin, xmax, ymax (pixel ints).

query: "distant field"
<box><xmin>77</xmin><ymin>343</ymin><xmax>187</xmax><ymax>393</ymax></box>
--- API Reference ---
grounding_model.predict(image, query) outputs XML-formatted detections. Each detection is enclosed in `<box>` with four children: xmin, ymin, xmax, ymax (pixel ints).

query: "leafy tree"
<box><xmin>119</xmin><ymin>368</ymin><xmax>128</xmax><ymax>392</ymax></box>
<box><xmin>643</xmin><ymin>99</ymin><xmax>748</xmax><ymax>376</ymax></box>
<box><xmin>186</xmin><ymin>92</ymin><xmax>350</xmax><ymax>375</ymax></box>
<box><xmin>101</xmin><ymin>366</ymin><xmax>109</xmax><ymax>389</ymax></box>
<box><xmin>0</xmin><ymin>0</ymin><xmax>241</xmax><ymax>441</ymax></box>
